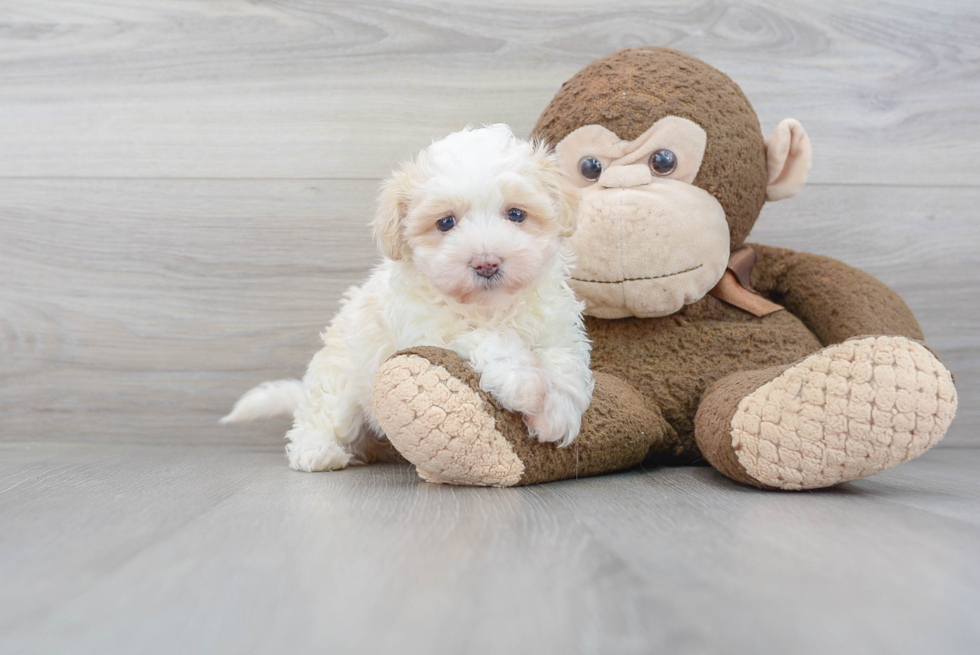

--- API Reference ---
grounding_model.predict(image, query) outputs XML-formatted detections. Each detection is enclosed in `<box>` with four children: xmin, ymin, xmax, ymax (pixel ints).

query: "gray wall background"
<box><xmin>1</xmin><ymin>0</ymin><xmax>977</xmax><ymax>446</ymax></box>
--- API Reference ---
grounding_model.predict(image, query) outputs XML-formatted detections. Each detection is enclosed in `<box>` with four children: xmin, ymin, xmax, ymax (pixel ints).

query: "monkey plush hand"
<box><xmin>370</xmin><ymin>47</ymin><xmax>957</xmax><ymax>490</ymax></box>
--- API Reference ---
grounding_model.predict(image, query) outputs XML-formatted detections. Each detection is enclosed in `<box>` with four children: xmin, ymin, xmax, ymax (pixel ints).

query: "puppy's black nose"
<box><xmin>471</xmin><ymin>254</ymin><xmax>501</xmax><ymax>278</ymax></box>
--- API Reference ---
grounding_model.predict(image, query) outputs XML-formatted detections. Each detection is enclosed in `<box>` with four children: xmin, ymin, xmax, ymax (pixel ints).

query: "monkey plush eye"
<box><xmin>649</xmin><ymin>149</ymin><xmax>677</xmax><ymax>176</ymax></box>
<box><xmin>436</xmin><ymin>216</ymin><xmax>456</xmax><ymax>232</ymax></box>
<box><xmin>506</xmin><ymin>208</ymin><xmax>526</xmax><ymax>223</ymax></box>
<box><xmin>579</xmin><ymin>156</ymin><xmax>603</xmax><ymax>181</ymax></box>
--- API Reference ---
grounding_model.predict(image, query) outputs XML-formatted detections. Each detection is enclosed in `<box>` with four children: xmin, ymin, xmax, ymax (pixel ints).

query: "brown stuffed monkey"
<box><xmin>370</xmin><ymin>47</ymin><xmax>957</xmax><ymax>490</ymax></box>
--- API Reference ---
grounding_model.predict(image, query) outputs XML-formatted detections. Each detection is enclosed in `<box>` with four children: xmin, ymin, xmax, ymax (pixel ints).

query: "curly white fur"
<box><xmin>224</xmin><ymin>125</ymin><xmax>593</xmax><ymax>472</ymax></box>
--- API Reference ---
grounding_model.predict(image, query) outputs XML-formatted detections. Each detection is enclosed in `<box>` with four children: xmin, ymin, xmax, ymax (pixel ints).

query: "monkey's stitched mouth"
<box><xmin>571</xmin><ymin>263</ymin><xmax>703</xmax><ymax>284</ymax></box>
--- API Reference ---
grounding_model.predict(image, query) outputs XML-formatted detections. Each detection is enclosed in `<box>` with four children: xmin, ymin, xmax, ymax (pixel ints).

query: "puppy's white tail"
<box><xmin>220</xmin><ymin>379</ymin><xmax>304</xmax><ymax>424</ymax></box>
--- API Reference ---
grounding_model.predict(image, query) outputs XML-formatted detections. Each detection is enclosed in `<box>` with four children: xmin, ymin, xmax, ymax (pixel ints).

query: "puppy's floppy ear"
<box><xmin>538</xmin><ymin>151</ymin><xmax>581</xmax><ymax>238</ymax></box>
<box><xmin>372</xmin><ymin>167</ymin><xmax>413</xmax><ymax>261</ymax></box>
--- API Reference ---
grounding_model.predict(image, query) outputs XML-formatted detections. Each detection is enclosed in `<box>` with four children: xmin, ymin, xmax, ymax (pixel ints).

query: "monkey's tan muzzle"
<box><xmin>568</xmin><ymin>182</ymin><xmax>730</xmax><ymax>319</ymax></box>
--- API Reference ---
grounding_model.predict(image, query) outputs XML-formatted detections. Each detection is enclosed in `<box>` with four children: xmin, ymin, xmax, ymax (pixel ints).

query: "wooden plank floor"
<box><xmin>1</xmin><ymin>1</ymin><xmax>978</xmax><ymax>653</ymax></box>
<box><xmin>1</xmin><ymin>442</ymin><xmax>978</xmax><ymax>655</ymax></box>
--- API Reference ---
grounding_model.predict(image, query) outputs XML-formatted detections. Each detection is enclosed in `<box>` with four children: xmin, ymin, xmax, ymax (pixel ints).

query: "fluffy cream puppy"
<box><xmin>222</xmin><ymin>125</ymin><xmax>593</xmax><ymax>472</ymax></box>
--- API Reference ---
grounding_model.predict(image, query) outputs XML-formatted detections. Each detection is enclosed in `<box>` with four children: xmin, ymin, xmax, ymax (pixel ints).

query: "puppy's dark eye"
<box><xmin>436</xmin><ymin>216</ymin><xmax>456</xmax><ymax>232</ymax></box>
<box><xmin>579</xmin><ymin>156</ymin><xmax>603</xmax><ymax>181</ymax></box>
<box><xmin>649</xmin><ymin>149</ymin><xmax>677</xmax><ymax>176</ymax></box>
<box><xmin>506</xmin><ymin>208</ymin><xmax>526</xmax><ymax>223</ymax></box>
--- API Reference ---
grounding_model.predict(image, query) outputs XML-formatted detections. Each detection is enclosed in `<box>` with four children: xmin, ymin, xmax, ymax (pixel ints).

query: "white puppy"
<box><xmin>222</xmin><ymin>125</ymin><xmax>593</xmax><ymax>472</ymax></box>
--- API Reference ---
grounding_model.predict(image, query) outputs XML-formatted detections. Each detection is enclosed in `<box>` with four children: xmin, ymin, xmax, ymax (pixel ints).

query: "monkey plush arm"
<box><xmin>748</xmin><ymin>243</ymin><xmax>924</xmax><ymax>347</ymax></box>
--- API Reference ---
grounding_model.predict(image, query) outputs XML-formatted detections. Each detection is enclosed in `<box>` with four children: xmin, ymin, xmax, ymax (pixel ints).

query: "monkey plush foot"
<box><xmin>371</xmin><ymin>347</ymin><xmax>669</xmax><ymax>487</ymax></box>
<box><xmin>696</xmin><ymin>336</ymin><xmax>958</xmax><ymax>490</ymax></box>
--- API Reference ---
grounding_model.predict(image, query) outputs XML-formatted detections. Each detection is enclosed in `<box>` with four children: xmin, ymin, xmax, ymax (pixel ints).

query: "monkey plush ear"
<box><xmin>764</xmin><ymin>119</ymin><xmax>811</xmax><ymax>201</ymax></box>
<box><xmin>372</xmin><ymin>170</ymin><xmax>412</xmax><ymax>261</ymax></box>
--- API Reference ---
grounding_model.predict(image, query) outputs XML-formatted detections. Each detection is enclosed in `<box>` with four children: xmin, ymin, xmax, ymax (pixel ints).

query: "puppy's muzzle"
<box><xmin>470</xmin><ymin>254</ymin><xmax>501</xmax><ymax>279</ymax></box>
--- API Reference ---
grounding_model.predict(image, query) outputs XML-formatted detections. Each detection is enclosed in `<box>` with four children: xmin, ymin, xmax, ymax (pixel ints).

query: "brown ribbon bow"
<box><xmin>708</xmin><ymin>246</ymin><xmax>784</xmax><ymax>317</ymax></box>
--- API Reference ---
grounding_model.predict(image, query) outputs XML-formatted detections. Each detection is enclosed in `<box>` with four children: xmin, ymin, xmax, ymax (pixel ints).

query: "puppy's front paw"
<box><xmin>285</xmin><ymin>429</ymin><xmax>351</xmax><ymax>472</ymax></box>
<box><xmin>524</xmin><ymin>389</ymin><xmax>584</xmax><ymax>447</ymax></box>
<box><xmin>479</xmin><ymin>360</ymin><xmax>548</xmax><ymax>416</ymax></box>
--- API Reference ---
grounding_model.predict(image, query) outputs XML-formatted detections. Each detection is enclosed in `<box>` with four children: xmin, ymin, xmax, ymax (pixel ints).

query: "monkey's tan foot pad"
<box><xmin>731</xmin><ymin>336</ymin><xmax>957</xmax><ymax>490</ymax></box>
<box><xmin>371</xmin><ymin>352</ymin><xmax>526</xmax><ymax>487</ymax></box>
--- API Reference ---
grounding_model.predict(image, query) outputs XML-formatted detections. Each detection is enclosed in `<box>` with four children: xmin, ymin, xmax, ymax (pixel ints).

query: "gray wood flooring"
<box><xmin>1</xmin><ymin>442</ymin><xmax>978</xmax><ymax>655</ymax></box>
<box><xmin>1</xmin><ymin>1</ymin><xmax>978</xmax><ymax>653</ymax></box>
